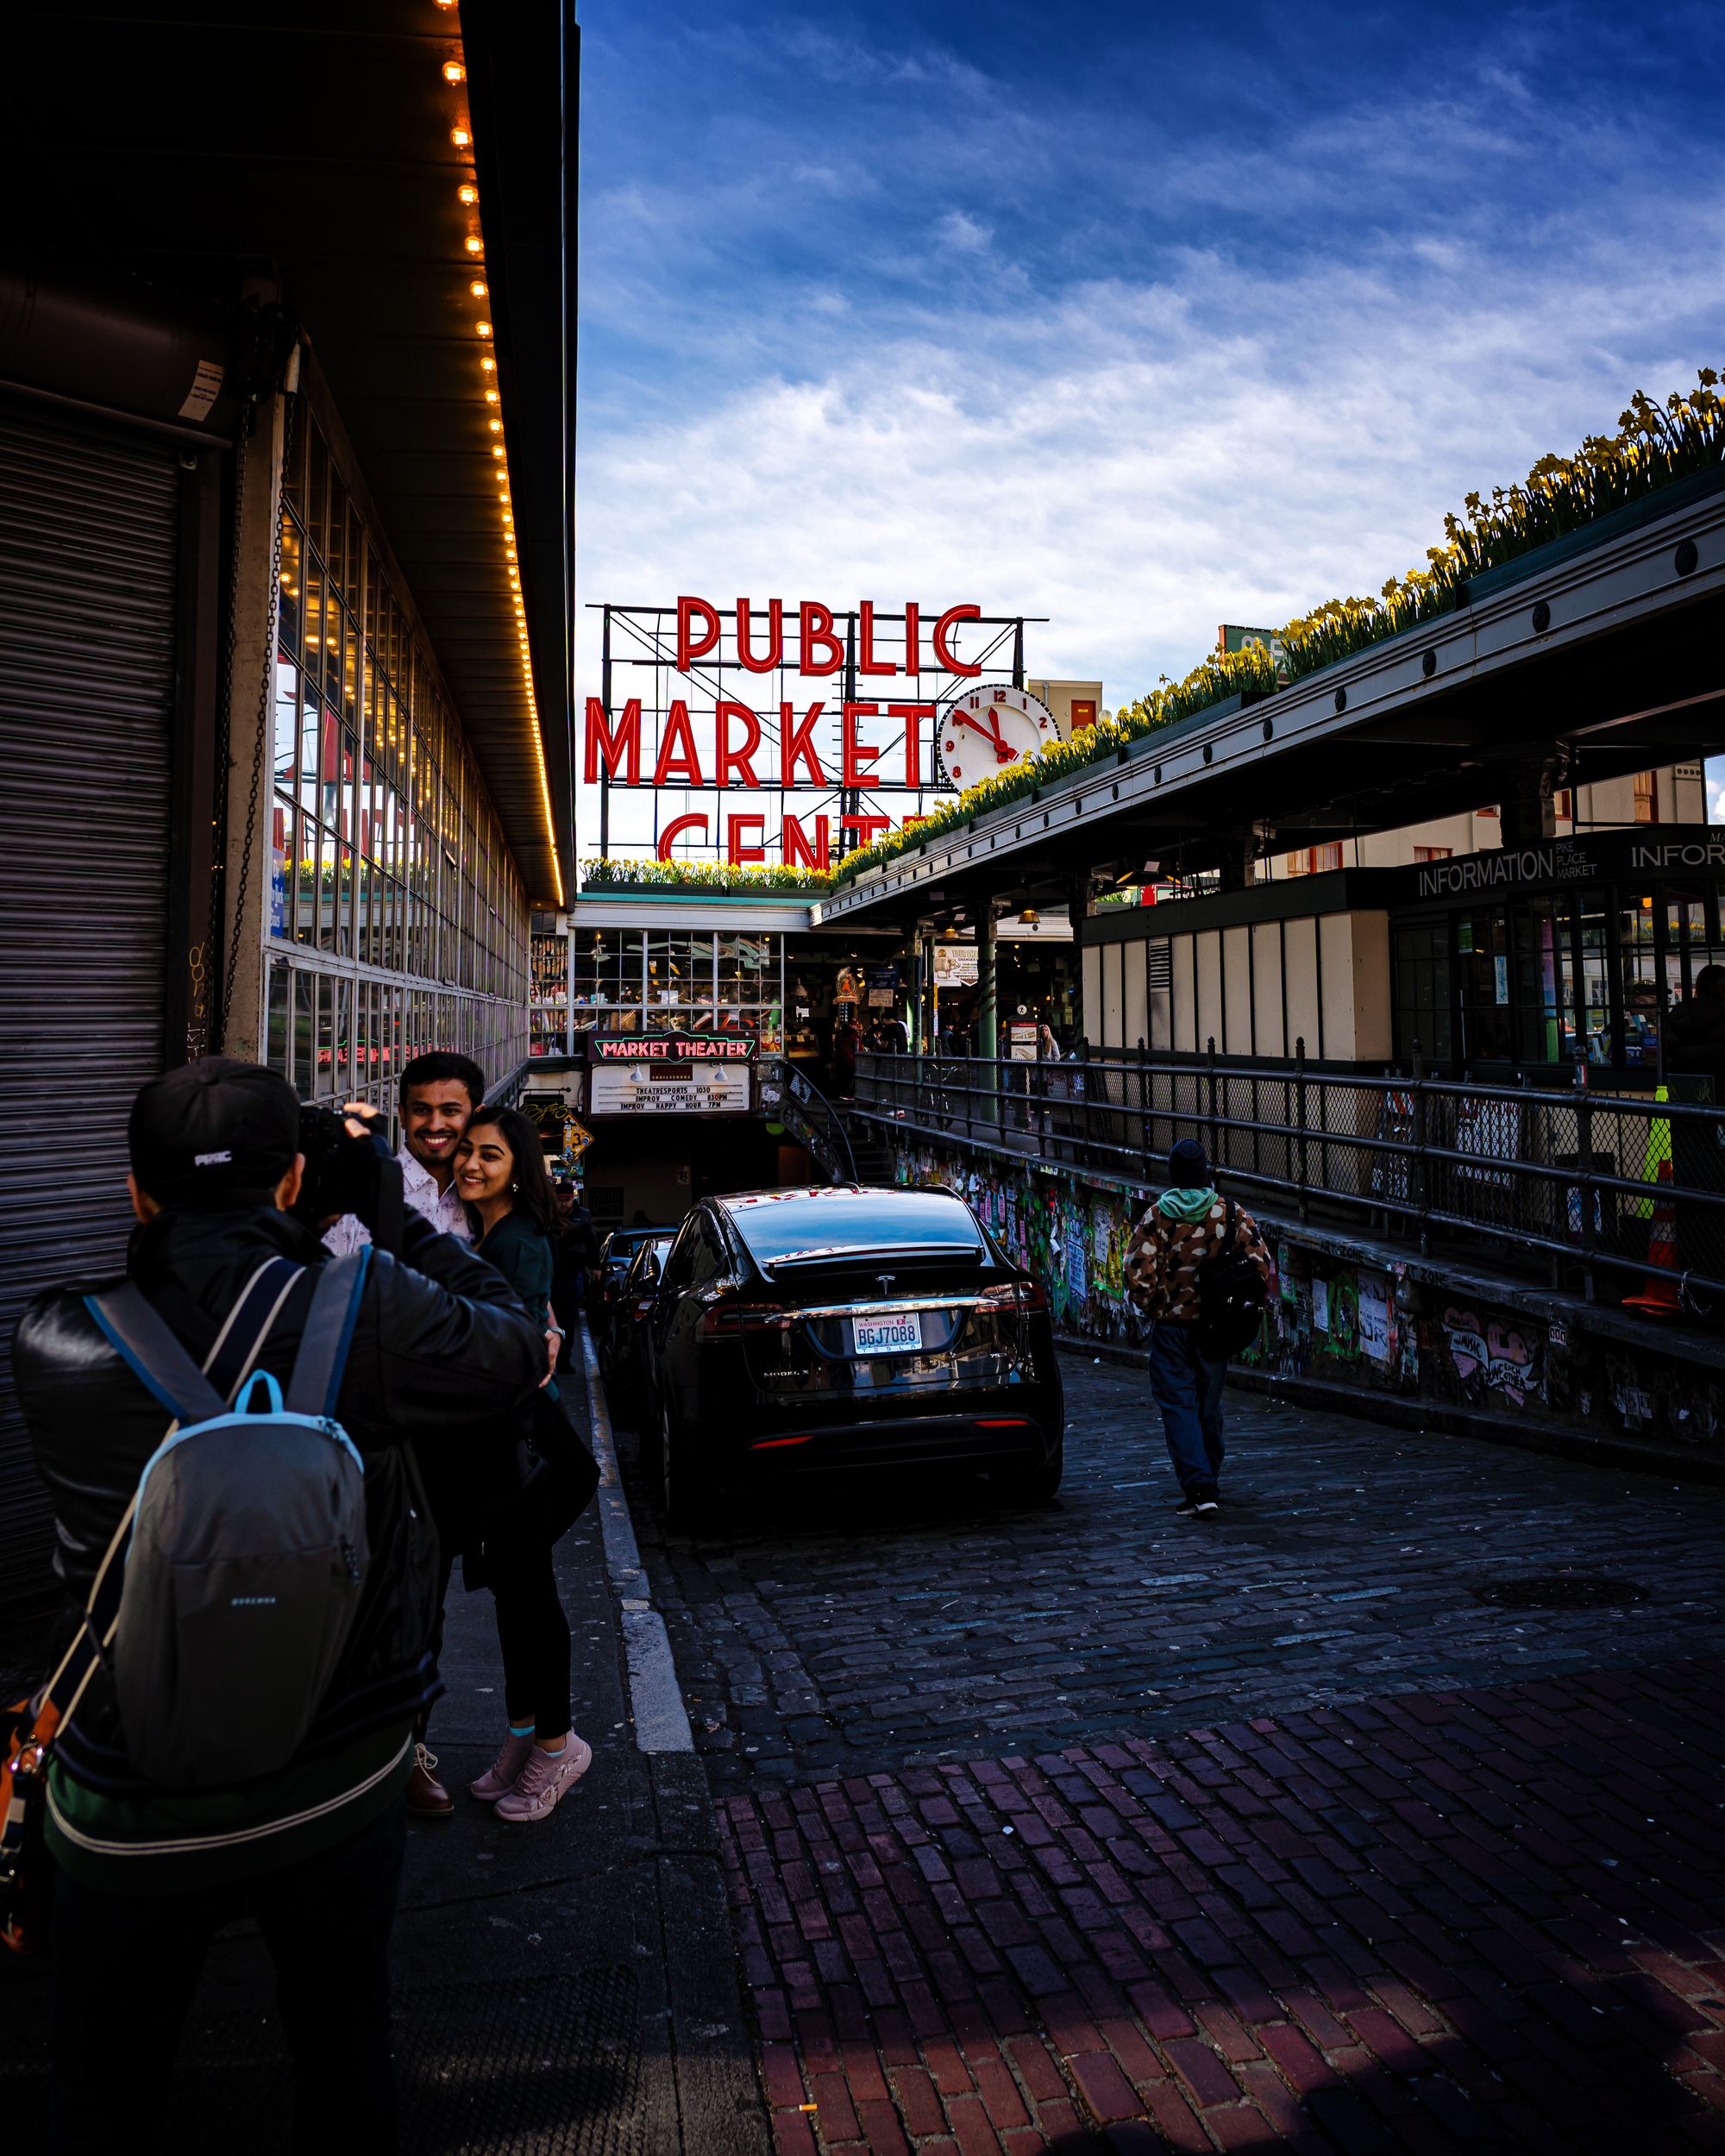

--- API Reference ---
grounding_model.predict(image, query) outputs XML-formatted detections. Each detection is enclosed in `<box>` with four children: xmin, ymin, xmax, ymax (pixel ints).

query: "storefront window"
<box><xmin>1456</xmin><ymin>906</ymin><xmax>1514</xmax><ymax>1063</ymax></box>
<box><xmin>1393</xmin><ymin>921</ymin><xmax>1452</xmax><ymax>1065</ymax></box>
<box><xmin>1619</xmin><ymin>895</ymin><xmax>1661</xmax><ymax>1069</ymax></box>
<box><xmin>1575</xmin><ymin>891</ymin><xmax>1614</xmax><ymax>1064</ymax></box>
<box><xmin>266</xmin><ymin>411</ymin><xmax>529</xmax><ymax>1106</ymax></box>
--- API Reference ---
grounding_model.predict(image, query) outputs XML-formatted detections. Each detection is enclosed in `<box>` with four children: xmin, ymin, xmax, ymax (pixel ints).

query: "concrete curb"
<box><xmin>580</xmin><ymin>1319</ymin><xmax>694</xmax><ymax>1754</ymax></box>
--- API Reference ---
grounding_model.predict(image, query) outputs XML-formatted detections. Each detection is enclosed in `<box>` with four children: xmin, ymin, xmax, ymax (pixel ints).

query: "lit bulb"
<box><xmin>485</xmin><ymin>390</ymin><xmax>499</xmax><ymax>404</ymax></box>
<box><xmin>459</xmin><ymin>183</ymin><xmax>478</xmax><ymax>205</ymax></box>
<box><xmin>491</xmin><ymin>444</ymin><xmax>505</xmax><ymax>459</ymax></box>
<box><xmin>480</xmin><ymin>355</ymin><xmax>495</xmax><ymax>373</ymax></box>
<box><xmin>443</xmin><ymin>61</ymin><xmax>466</xmax><ymax>84</ymax></box>
<box><xmin>465</xmin><ymin>236</ymin><xmax>484</xmax><ymax>255</ymax></box>
<box><xmin>470</xmin><ymin>279</ymin><xmax>487</xmax><ymax>298</ymax></box>
<box><xmin>475</xmin><ymin>320</ymin><xmax>492</xmax><ymax>338</ymax></box>
<box><xmin>488</xmin><ymin>419</ymin><xmax>502</xmax><ymax>432</ymax></box>
<box><xmin>451</xmin><ymin>126</ymin><xmax>471</xmax><ymax>147</ymax></box>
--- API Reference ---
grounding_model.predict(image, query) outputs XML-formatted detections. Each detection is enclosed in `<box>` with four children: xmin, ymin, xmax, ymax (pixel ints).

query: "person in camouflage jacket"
<box><xmin>1126</xmin><ymin>1138</ymin><xmax>1271</xmax><ymax>1517</ymax></box>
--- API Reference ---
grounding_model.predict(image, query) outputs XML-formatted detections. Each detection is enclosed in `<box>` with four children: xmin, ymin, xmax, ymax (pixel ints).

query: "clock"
<box><xmin>934</xmin><ymin>682</ymin><xmax>1065</xmax><ymax>789</ymax></box>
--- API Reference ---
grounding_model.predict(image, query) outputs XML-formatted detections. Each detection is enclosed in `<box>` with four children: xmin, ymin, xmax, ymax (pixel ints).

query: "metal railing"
<box><xmin>771</xmin><ymin>1060</ymin><xmax>856</xmax><ymax>1184</ymax></box>
<box><xmin>852</xmin><ymin>1046</ymin><xmax>1725</xmax><ymax>1307</ymax></box>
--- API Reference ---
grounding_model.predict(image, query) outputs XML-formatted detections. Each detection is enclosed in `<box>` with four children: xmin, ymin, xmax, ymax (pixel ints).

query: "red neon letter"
<box><xmin>889</xmin><ymin>702</ymin><xmax>934</xmax><ymax>787</ymax></box>
<box><xmin>716</xmin><ymin>700</ymin><xmax>762</xmax><ymax>787</ymax></box>
<box><xmin>799</xmin><ymin>601</ymin><xmax>844</xmax><ymax>676</ymax></box>
<box><xmin>726</xmin><ymin>815</ymin><xmax>767</xmax><ymax>865</ymax></box>
<box><xmin>904</xmin><ymin>601</ymin><xmax>922</xmax><ymax>676</ymax></box>
<box><xmin>676</xmin><ymin>595</ymin><xmax>721</xmax><ymax>671</ymax></box>
<box><xmin>656</xmin><ymin>813</ymin><xmax>709</xmax><ymax>860</ymax></box>
<box><xmin>858</xmin><ymin>601</ymin><xmax>897</xmax><ymax>677</ymax></box>
<box><xmin>842</xmin><ymin>703</ymin><xmax>881</xmax><ymax>789</ymax></box>
<box><xmin>780</xmin><ymin>700</ymin><xmax>827</xmax><ymax>787</ymax></box>
<box><xmin>584</xmin><ymin>696</ymin><xmax>642</xmax><ymax>785</ymax></box>
<box><xmin>839</xmin><ymin>814</ymin><xmax>892</xmax><ymax>850</ymax></box>
<box><xmin>736</xmin><ymin>598</ymin><xmax>783</xmax><ymax>674</ymax></box>
<box><xmin>932</xmin><ymin>604</ymin><xmax>982</xmax><ymax>675</ymax></box>
<box><xmin>652</xmin><ymin>699</ymin><xmax>706</xmax><ymax>787</ymax></box>
<box><xmin>781</xmin><ymin>814</ymin><xmax>831</xmax><ymax>871</ymax></box>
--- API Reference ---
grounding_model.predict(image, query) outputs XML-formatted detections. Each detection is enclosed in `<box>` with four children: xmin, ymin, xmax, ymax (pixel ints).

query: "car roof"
<box><xmin>714</xmin><ymin>1184</ymin><xmax>984</xmax><ymax>1268</ymax></box>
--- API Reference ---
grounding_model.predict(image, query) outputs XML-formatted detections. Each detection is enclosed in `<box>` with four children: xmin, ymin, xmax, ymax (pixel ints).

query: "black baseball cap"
<box><xmin>129</xmin><ymin>1056</ymin><xmax>301</xmax><ymax>1208</ymax></box>
<box><xmin>1169</xmin><ymin>1138</ymin><xmax>1212</xmax><ymax>1188</ymax></box>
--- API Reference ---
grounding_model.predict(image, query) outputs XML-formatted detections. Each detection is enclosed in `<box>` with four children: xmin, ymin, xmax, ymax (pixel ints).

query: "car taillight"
<box><xmin>699</xmin><ymin>1299</ymin><xmax>791</xmax><ymax>1338</ymax></box>
<box><xmin>632</xmin><ymin>1296</ymin><xmax>656</xmax><ymax>1317</ymax></box>
<box><xmin>976</xmin><ymin>1282</ymin><xmax>1046</xmax><ymax>1313</ymax></box>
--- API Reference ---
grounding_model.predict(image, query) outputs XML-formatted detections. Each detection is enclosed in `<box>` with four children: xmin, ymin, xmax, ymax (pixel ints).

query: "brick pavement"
<box><xmin>625</xmin><ymin>1357</ymin><xmax>1725</xmax><ymax>1792</ymax></box>
<box><xmin>722</xmin><ymin>1658</ymin><xmax>1725</xmax><ymax>2153</ymax></box>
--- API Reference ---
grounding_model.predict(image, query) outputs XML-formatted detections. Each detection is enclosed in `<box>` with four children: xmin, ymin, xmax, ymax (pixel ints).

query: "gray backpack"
<box><xmin>84</xmin><ymin>1252</ymin><xmax>373</xmax><ymax>1789</ymax></box>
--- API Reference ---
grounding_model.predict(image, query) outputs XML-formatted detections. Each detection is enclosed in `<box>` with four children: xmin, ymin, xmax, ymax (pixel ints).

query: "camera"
<box><xmin>292</xmin><ymin>1103</ymin><xmax>392</xmax><ymax>1229</ymax></box>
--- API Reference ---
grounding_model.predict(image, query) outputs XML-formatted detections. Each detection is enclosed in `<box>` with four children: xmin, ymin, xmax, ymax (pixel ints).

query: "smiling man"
<box><xmin>325</xmin><ymin>1052</ymin><xmax>486</xmax><ymax>1255</ymax></box>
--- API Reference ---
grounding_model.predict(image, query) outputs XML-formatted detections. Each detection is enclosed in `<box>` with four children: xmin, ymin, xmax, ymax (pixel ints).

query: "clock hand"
<box><xmin>954</xmin><ymin>712</ymin><xmax>1017</xmax><ymax>761</ymax></box>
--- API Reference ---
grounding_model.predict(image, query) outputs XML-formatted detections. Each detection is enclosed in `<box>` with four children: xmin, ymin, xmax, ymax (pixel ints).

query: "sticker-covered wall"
<box><xmin>891</xmin><ymin>1139</ymin><xmax>1725</xmax><ymax>1467</ymax></box>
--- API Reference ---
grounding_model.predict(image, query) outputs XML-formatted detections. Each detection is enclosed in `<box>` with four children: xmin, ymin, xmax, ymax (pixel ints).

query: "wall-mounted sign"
<box><xmin>586</xmin><ymin>1033</ymin><xmax>755</xmax><ymax>1116</ymax></box>
<box><xmin>933</xmin><ymin>943</ymin><xmax>979</xmax><ymax>987</ymax></box>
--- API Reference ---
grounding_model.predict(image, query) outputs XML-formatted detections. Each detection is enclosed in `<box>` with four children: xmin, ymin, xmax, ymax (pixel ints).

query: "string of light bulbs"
<box><xmin>442</xmin><ymin>22</ymin><xmax>564</xmax><ymax>907</ymax></box>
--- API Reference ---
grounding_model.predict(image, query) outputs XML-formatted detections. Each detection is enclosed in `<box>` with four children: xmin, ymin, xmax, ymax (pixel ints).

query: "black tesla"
<box><xmin>640</xmin><ymin>1183</ymin><xmax>1063</xmax><ymax>1520</ymax></box>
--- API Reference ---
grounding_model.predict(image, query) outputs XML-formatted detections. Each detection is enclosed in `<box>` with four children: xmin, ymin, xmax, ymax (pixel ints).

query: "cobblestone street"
<box><xmin>618</xmin><ymin>1355</ymin><xmax>1725</xmax><ymax>2150</ymax></box>
<box><xmin>624</xmin><ymin>1357</ymin><xmax>1725</xmax><ymax>1791</ymax></box>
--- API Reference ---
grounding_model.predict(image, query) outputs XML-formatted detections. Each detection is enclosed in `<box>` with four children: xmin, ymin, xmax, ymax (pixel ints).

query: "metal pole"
<box><xmin>599</xmin><ymin>605</ymin><xmax>612</xmax><ymax>865</ymax></box>
<box><xmin>977</xmin><ymin>903</ymin><xmax>998</xmax><ymax>1129</ymax></box>
<box><xmin>1013</xmin><ymin>617</ymin><xmax>1025</xmax><ymax>691</ymax></box>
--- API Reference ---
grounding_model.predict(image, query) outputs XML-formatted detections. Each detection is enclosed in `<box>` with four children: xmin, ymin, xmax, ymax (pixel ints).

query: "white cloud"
<box><xmin>933</xmin><ymin>209</ymin><xmax>992</xmax><ymax>254</ymax></box>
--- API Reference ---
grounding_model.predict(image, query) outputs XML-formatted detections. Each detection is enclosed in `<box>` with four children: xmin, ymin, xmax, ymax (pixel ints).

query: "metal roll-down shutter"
<box><xmin>0</xmin><ymin>401</ymin><xmax>179</xmax><ymax>1601</ymax></box>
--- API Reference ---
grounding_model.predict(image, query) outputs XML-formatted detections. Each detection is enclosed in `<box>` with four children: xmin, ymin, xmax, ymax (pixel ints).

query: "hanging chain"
<box><xmin>217</xmin><ymin>390</ymin><xmax>296</xmax><ymax>1050</ymax></box>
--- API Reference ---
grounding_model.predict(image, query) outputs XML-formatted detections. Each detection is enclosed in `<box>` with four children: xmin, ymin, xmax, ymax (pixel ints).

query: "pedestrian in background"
<box><xmin>454</xmin><ymin>1106</ymin><xmax>594</xmax><ymax>1823</ymax></box>
<box><xmin>1126</xmin><ymin>1138</ymin><xmax>1271</xmax><ymax>1519</ymax></box>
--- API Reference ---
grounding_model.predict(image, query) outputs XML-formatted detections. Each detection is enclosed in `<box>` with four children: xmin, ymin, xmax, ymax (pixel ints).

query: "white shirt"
<box><xmin>323</xmin><ymin>1145</ymin><xmax>471</xmax><ymax>1255</ymax></box>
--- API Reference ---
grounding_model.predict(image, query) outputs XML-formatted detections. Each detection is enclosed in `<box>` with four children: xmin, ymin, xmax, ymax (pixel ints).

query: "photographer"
<box><xmin>12</xmin><ymin>1057</ymin><xmax>545</xmax><ymax>2150</ymax></box>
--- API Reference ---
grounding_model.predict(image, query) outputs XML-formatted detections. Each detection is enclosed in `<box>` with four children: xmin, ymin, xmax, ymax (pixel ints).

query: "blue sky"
<box><xmin>574</xmin><ymin>1</ymin><xmax>1725</xmax><ymax>849</ymax></box>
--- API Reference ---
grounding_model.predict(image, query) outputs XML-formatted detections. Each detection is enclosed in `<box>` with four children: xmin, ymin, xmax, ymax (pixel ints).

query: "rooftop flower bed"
<box><xmin>828</xmin><ymin>368</ymin><xmax>1724</xmax><ymax>892</ymax></box>
<box><xmin>580</xmin><ymin>856</ymin><xmax>833</xmax><ymax>894</ymax></box>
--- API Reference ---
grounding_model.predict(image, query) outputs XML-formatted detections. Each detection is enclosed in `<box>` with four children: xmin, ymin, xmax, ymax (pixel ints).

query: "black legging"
<box><xmin>492</xmin><ymin>1543</ymin><xmax>571</xmax><ymax>1738</ymax></box>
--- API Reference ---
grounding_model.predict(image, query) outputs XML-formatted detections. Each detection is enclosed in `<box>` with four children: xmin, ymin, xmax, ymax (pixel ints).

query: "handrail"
<box><xmin>850</xmin><ymin>1048</ymin><xmax>1725</xmax><ymax>1309</ymax></box>
<box><xmin>773</xmin><ymin>1060</ymin><xmax>857</xmax><ymax>1184</ymax></box>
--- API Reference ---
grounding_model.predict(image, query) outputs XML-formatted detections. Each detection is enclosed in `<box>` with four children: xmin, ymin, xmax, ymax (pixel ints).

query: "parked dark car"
<box><xmin>587</xmin><ymin>1223</ymin><xmax>674</xmax><ymax>1332</ymax></box>
<box><xmin>599</xmin><ymin>1231</ymin><xmax>675</xmax><ymax>1422</ymax></box>
<box><xmin>640</xmin><ymin>1184</ymin><xmax>1063</xmax><ymax>1520</ymax></box>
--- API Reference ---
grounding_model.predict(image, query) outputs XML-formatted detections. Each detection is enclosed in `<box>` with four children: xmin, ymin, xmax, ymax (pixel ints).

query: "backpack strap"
<box><xmin>285</xmin><ymin>1250</ymin><xmax>371</xmax><ymax>1419</ymax></box>
<box><xmin>85</xmin><ymin>1289</ymin><xmax>231</xmax><ymax>1427</ymax></box>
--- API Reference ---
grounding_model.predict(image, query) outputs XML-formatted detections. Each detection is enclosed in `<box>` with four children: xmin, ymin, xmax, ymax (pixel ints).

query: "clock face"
<box><xmin>935</xmin><ymin>682</ymin><xmax>1065</xmax><ymax>788</ymax></box>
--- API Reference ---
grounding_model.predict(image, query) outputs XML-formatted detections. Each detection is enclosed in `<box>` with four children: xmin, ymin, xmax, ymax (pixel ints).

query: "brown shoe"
<box><xmin>406</xmin><ymin>1742</ymin><xmax>455</xmax><ymax>1818</ymax></box>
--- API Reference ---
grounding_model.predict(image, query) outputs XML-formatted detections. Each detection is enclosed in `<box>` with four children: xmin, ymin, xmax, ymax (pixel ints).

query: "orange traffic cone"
<box><xmin>1623</xmin><ymin>1158</ymin><xmax>1681</xmax><ymax>1316</ymax></box>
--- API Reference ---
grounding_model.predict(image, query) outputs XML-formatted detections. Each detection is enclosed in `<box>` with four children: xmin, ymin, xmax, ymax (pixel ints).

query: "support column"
<box><xmin>976</xmin><ymin>902</ymin><xmax>998</xmax><ymax>1062</ymax></box>
<box><xmin>220</xmin><ymin>383</ymin><xmax>291</xmax><ymax>1060</ymax></box>
<box><xmin>907</xmin><ymin>923</ymin><xmax>925</xmax><ymax>1051</ymax></box>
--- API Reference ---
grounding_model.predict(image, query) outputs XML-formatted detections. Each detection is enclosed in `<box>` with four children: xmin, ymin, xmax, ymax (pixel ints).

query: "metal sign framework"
<box><xmin>585</xmin><ymin>603</ymin><xmax>1043</xmax><ymax>874</ymax></box>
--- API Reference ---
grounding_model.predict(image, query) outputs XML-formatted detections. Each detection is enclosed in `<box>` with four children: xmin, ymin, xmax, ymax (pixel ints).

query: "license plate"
<box><xmin>853</xmin><ymin>1312</ymin><xmax>923</xmax><ymax>1356</ymax></box>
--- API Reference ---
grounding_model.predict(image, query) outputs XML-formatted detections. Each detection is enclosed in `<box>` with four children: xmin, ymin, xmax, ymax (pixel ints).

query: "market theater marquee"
<box><xmin>583</xmin><ymin>595</ymin><xmax>1064</xmax><ymax>870</ymax></box>
<box><xmin>586</xmin><ymin>1031</ymin><xmax>757</xmax><ymax>1118</ymax></box>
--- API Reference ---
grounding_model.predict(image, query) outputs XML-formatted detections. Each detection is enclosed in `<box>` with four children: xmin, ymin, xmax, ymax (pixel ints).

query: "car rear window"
<box><xmin>720</xmin><ymin>1186</ymin><xmax>983</xmax><ymax>1267</ymax></box>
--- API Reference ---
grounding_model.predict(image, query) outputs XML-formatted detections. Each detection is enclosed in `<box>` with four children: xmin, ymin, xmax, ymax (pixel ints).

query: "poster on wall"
<box><xmin>1358</xmin><ymin>1275</ymin><xmax>1393</xmax><ymax>1363</ymax></box>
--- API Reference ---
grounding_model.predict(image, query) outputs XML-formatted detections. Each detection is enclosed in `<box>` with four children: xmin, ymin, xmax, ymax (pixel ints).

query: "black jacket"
<box><xmin>14</xmin><ymin>1203</ymin><xmax>544</xmax><ymax>1793</ymax></box>
<box><xmin>1665</xmin><ymin>994</ymin><xmax>1725</xmax><ymax>1076</ymax></box>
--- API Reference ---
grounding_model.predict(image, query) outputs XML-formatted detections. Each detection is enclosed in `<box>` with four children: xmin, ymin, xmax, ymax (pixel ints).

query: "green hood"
<box><xmin>1157</xmin><ymin>1185</ymin><xmax>1218</xmax><ymax>1223</ymax></box>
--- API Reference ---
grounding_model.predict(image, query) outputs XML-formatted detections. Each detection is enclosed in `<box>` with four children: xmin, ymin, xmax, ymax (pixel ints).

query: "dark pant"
<box><xmin>1147</xmin><ymin>1320</ymin><xmax>1228</xmax><ymax>1497</ymax></box>
<box><xmin>49</xmin><ymin>1796</ymin><xmax>406</xmax><ymax>2153</ymax></box>
<box><xmin>493</xmin><ymin>1545</ymin><xmax>572</xmax><ymax>1737</ymax></box>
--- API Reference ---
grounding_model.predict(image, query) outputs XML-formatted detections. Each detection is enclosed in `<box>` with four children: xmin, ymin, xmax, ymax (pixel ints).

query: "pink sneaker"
<box><xmin>469</xmin><ymin>1732</ymin><xmax>536</xmax><ymax>1802</ymax></box>
<box><xmin>494</xmin><ymin>1734</ymin><xmax>593</xmax><ymax>1823</ymax></box>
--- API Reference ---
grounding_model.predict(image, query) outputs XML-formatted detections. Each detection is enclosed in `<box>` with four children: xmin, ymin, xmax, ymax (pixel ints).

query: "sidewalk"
<box><xmin>719</xmin><ymin>1661</ymin><xmax>1725</xmax><ymax>2153</ymax></box>
<box><xmin>0</xmin><ymin>1335</ymin><xmax>768</xmax><ymax>2153</ymax></box>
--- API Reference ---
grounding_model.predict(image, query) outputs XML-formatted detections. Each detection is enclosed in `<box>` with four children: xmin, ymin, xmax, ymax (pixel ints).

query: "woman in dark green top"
<box><xmin>453</xmin><ymin>1106</ymin><xmax>593</xmax><ymax>1824</ymax></box>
